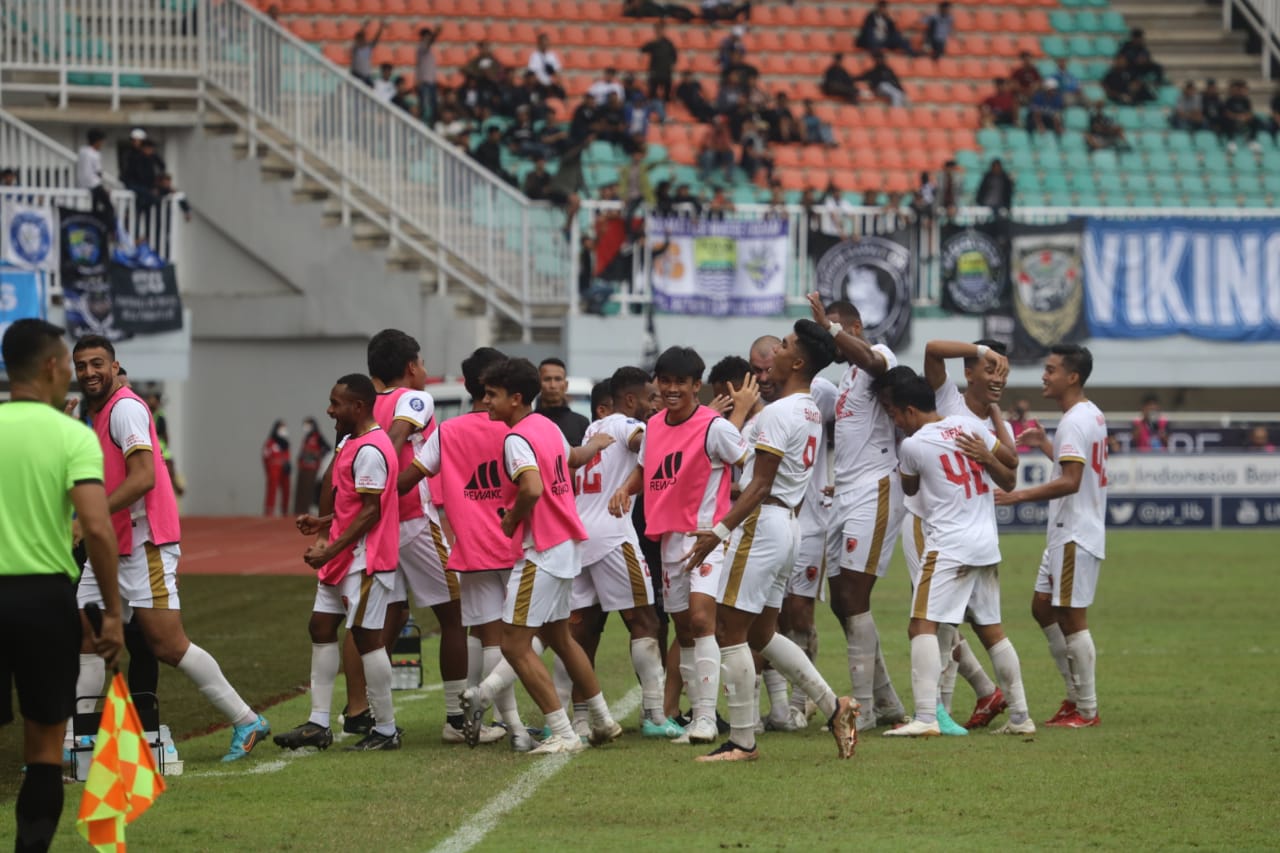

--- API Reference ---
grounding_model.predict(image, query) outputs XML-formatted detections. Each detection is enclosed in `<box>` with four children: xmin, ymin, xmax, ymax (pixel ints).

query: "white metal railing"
<box><xmin>0</xmin><ymin>105</ymin><xmax>120</xmax><ymax>188</ymax></box>
<box><xmin>1223</xmin><ymin>0</ymin><xmax>1280</xmax><ymax>80</ymax></box>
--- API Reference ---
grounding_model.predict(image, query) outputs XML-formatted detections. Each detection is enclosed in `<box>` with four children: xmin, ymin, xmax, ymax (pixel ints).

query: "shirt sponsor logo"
<box><xmin>550</xmin><ymin>456</ymin><xmax>572</xmax><ymax>497</ymax></box>
<box><xmin>409</xmin><ymin>397</ymin><xmax>425</xmax><ymax>412</ymax></box>
<box><xmin>648</xmin><ymin>451</ymin><xmax>684</xmax><ymax>492</ymax></box>
<box><xmin>464</xmin><ymin>459</ymin><xmax>504</xmax><ymax>501</ymax></box>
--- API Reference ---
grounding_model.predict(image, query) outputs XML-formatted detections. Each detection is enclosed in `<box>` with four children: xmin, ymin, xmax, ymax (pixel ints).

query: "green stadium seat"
<box><xmin>1064</xmin><ymin>109</ymin><xmax>1090</xmax><ymax>132</ymax></box>
<box><xmin>1167</xmin><ymin>150</ymin><xmax>1199</xmax><ymax>173</ymax></box>
<box><xmin>1128</xmin><ymin>191</ymin><xmax>1157</xmax><ymax>207</ymax></box>
<box><xmin>1192</xmin><ymin>132</ymin><xmax>1220</xmax><ymax>152</ymax></box>
<box><xmin>1232</xmin><ymin>151</ymin><xmax>1262</xmax><ymax>173</ymax></box>
<box><xmin>1207</xmin><ymin>174</ymin><xmax>1236</xmax><ymax>195</ymax></box>
<box><xmin>1068</xmin><ymin>36</ymin><xmax>1094</xmax><ymax>58</ymax></box>
<box><xmin>1042</xmin><ymin>35</ymin><xmax>1069</xmax><ymax>59</ymax></box>
<box><xmin>1059</xmin><ymin>0</ymin><xmax>1088</xmax><ymax>8</ymax></box>
<box><xmin>1139</xmin><ymin>109</ymin><xmax>1168</xmax><ymax>130</ymax></box>
<box><xmin>1020</xmin><ymin>190</ymin><xmax>1048</xmax><ymax>206</ymax></box>
<box><xmin>1091</xmin><ymin>149</ymin><xmax>1120</xmax><ymax>172</ymax></box>
<box><xmin>1166</xmin><ymin>133</ymin><xmax>1193</xmax><ymax>152</ymax></box>
<box><xmin>1081</xmin><ymin>83</ymin><xmax>1105</xmax><ymax>103</ymax></box>
<box><xmin>1093</xmin><ymin>35</ymin><xmax>1119</xmax><ymax>56</ymax></box>
<box><xmin>1064</xmin><ymin>149</ymin><xmax>1092</xmax><ymax>171</ymax></box>
<box><xmin>1075</xmin><ymin>11</ymin><xmax>1102</xmax><ymax>33</ymax></box>
<box><xmin>1049</xmin><ymin>189</ymin><xmax>1075</xmax><ymax>205</ymax></box>
<box><xmin>977</xmin><ymin>128</ymin><xmax>1003</xmax><ymax>149</ymax></box>
<box><xmin>1043</xmin><ymin>172</ymin><xmax>1070</xmax><ymax>192</ymax></box>
<box><xmin>1049</xmin><ymin>11</ymin><xmax>1077</xmax><ymax>32</ymax></box>
<box><xmin>1156</xmin><ymin>86</ymin><xmax>1180</xmax><ymax>108</ymax></box>
<box><xmin>1070</xmin><ymin>171</ymin><xmax>1097</xmax><ymax>192</ymax></box>
<box><xmin>644</xmin><ymin>144</ymin><xmax>668</xmax><ymax>164</ymax></box>
<box><xmin>1183</xmin><ymin>188</ymin><xmax>1213</xmax><ymax>207</ymax></box>
<box><xmin>956</xmin><ymin>150</ymin><xmax>983</xmax><ymax>170</ymax></box>
<box><xmin>1263</xmin><ymin>172</ymin><xmax>1280</xmax><ymax>192</ymax></box>
<box><xmin>1152</xmin><ymin>174</ymin><xmax>1179</xmax><ymax>195</ymax></box>
<box><xmin>1086</xmin><ymin>59</ymin><xmax>1110</xmax><ymax>79</ymax></box>
<box><xmin>1240</xmin><ymin>193</ymin><xmax>1270</xmax><ymax>208</ymax></box>
<box><xmin>1010</xmin><ymin>149</ymin><xmax>1038</xmax><ymax>171</ymax></box>
<box><xmin>1100</xmin><ymin>11</ymin><xmax>1127</xmax><ymax>33</ymax></box>
<box><xmin>1117</xmin><ymin>110</ymin><xmax>1143</xmax><ymax>131</ymax></box>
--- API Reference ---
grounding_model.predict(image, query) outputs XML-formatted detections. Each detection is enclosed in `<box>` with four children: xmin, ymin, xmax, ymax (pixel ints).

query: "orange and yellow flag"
<box><xmin>76</xmin><ymin>672</ymin><xmax>166</xmax><ymax>852</ymax></box>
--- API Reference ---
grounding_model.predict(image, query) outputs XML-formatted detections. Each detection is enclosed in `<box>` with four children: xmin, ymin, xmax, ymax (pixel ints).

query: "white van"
<box><xmin>425</xmin><ymin>377</ymin><xmax>596</xmax><ymax>423</ymax></box>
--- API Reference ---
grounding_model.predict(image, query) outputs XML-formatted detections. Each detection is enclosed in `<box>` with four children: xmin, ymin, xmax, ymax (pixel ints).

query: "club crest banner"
<box><xmin>940</xmin><ymin>223</ymin><xmax>1007</xmax><ymax>314</ymax></box>
<box><xmin>813</xmin><ymin>232</ymin><xmax>913</xmax><ymax>350</ymax></box>
<box><xmin>1</xmin><ymin>202</ymin><xmax>57</xmax><ymax>271</ymax></box>
<box><xmin>648</xmin><ymin>217</ymin><xmax>789</xmax><ymax>316</ymax></box>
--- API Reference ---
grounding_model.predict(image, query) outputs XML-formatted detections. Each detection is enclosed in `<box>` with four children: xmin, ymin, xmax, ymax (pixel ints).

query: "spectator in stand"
<box><xmin>1103</xmin><ymin>55</ymin><xmax>1156</xmax><ymax>105</ymax></box>
<box><xmin>923</xmin><ymin>2</ymin><xmax>954</xmax><ymax>60</ymax></box>
<box><xmin>821</xmin><ymin>53</ymin><xmax>860</xmax><ymax>104</ymax></box>
<box><xmin>698</xmin><ymin>115</ymin><xmax>736</xmax><ymax>183</ymax></box>
<box><xmin>618</xmin><ymin>146</ymin><xmax>658</xmax><ymax>215</ymax></box>
<box><xmin>677</xmin><ymin>69</ymin><xmax>716</xmax><ymax>122</ymax></box>
<box><xmin>1222</xmin><ymin>79</ymin><xmax>1263</xmax><ymax>153</ymax></box>
<box><xmin>856</xmin><ymin>52</ymin><xmax>908</xmax><ymax>107</ymax></box>
<box><xmin>0</xmin><ymin>168</ymin><xmax>16</xmax><ymax>186</ymax></box>
<box><xmin>1007</xmin><ymin>399</ymin><xmax>1040</xmax><ymax>452</ymax></box>
<box><xmin>724</xmin><ymin>46</ymin><xmax>758</xmax><ymax>85</ymax></box>
<box><xmin>623</xmin><ymin>90</ymin><xmax>657</xmax><ymax>146</ymax></box>
<box><xmin>857</xmin><ymin>1</ymin><xmax>916</xmax><ymax>57</ymax></box>
<box><xmin>623</xmin><ymin>0</ymin><xmax>695</xmax><ymax>21</ymax></box>
<box><xmin>820</xmin><ymin>181</ymin><xmax>856</xmax><ymax>237</ymax></box>
<box><xmin>392</xmin><ymin>76</ymin><xmax>418</xmax><ymax>117</ymax></box>
<box><xmin>1117</xmin><ymin>28</ymin><xmax>1164</xmax><ymax>85</ymax></box>
<box><xmin>1010</xmin><ymin>51</ymin><xmax>1042</xmax><ymax>103</ymax></box>
<box><xmin>523</xmin><ymin>157</ymin><xmax>570</xmax><ymax>206</ymax></box>
<box><xmin>372</xmin><ymin>63</ymin><xmax>396</xmax><ymax>103</ymax></box>
<box><xmin>1245</xmin><ymin>426</ymin><xmax>1276</xmax><ymax>452</ymax></box>
<box><xmin>350</xmin><ymin>20</ymin><xmax>384</xmax><ymax>86</ymax></box>
<box><xmin>434</xmin><ymin>106</ymin><xmax>473</xmax><ymax>148</ymax></box>
<box><xmin>705</xmin><ymin>184</ymin><xmax>735</xmax><ymax>220</ymax></box>
<box><xmin>975</xmin><ymin>158</ymin><xmax>1013</xmax><ymax>219</ymax></box>
<box><xmin>598</xmin><ymin>91</ymin><xmax>630</xmax><ymax>147</ymax></box>
<box><xmin>504</xmin><ymin>106</ymin><xmax>545</xmax><ymax>159</ymax></box>
<box><xmin>672</xmin><ymin>183</ymin><xmax>703</xmax><ymax>218</ymax></box>
<box><xmin>980</xmin><ymin>78</ymin><xmax>1018</xmax><ymax>127</ymax></box>
<box><xmin>1086</xmin><ymin>100</ymin><xmax>1131</xmax><ymax>152</ymax></box>
<box><xmin>122</xmin><ymin>129</ymin><xmax>160</xmax><ymax>210</ymax></box>
<box><xmin>799</xmin><ymin>187</ymin><xmax>823</xmax><ymax>235</ymax></box>
<box><xmin>589</xmin><ymin>68</ymin><xmax>626</xmax><ymax>106</ymax></box>
<box><xmin>770</xmin><ymin>99</ymin><xmax>804</xmax><ymax>144</ymax></box>
<box><xmin>764</xmin><ymin>185</ymin><xmax>787</xmax><ymax>219</ymax></box>
<box><xmin>472</xmin><ymin>125</ymin><xmax>515</xmax><ymax>185</ymax></box>
<box><xmin>1131</xmin><ymin>394</ymin><xmax>1169</xmax><ymax>451</ymax></box>
<box><xmin>641</xmin><ymin>23</ymin><xmax>679</xmax><ymax>103</ymax></box>
<box><xmin>911</xmin><ymin>170</ymin><xmax>937</xmax><ymax>222</ymax></box>
<box><xmin>415</xmin><ymin>28</ymin><xmax>439</xmax><ymax>124</ymax></box>
<box><xmin>527</xmin><ymin>33</ymin><xmax>566</xmax><ymax>101</ymax></box>
<box><xmin>938</xmin><ymin>159</ymin><xmax>960</xmax><ymax>219</ymax></box>
<box><xmin>1170</xmin><ymin>81</ymin><xmax>1205</xmax><ymax>130</ymax></box>
<box><xmin>653</xmin><ymin>180</ymin><xmax>676</xmax><ymax>217</ymax></box>
<box><xmin>701</xmin><ymin>0</ymin><xmax>751</xmax><ymax>24</ymax></box>
<box><xmin>1026</xmin><ymin>78</ymin><xmax>1065</xmax><ymax>139</ymax></box>
<box><xmin>462</xmin><ymin>40</ymin><xmax>503</xmax><ymax>99</ymax></box>
<box><xmin>569</xmin><ymin>92</ymin><xmax>601</xmax><ymax>143</ymax></box>
<box><xmin>719</xmin><ymin>26</ymin><xmax>747</xmax><ymax>78</ymax></box>
<box><xmin>1200</xmin><ymin>78</ymin><xmax>1225</xmax><ymax>136</ymax></box>
<box><xmin>739</xmin><ymin>120</ymin><xmax>775</xmax><ymax>184</ymax></box>
<box><xmin>76</xmin><ymin>128</ymin><xmax>115</xmax><ymax>228</ymax></box>
<box><xmin>1267</xmin><ymin>87</ymin><xmax>1280</xmax><ymax>142</ymax></box>
<box><xmin>154</xmin><ymin>174</ymin><xmax>192</xmax><ymax>222</ymax></box>
<box><xmin>1052</xmin><ymin>58</ymin><xmax>1084</xmax><ymax>107</ymax></box>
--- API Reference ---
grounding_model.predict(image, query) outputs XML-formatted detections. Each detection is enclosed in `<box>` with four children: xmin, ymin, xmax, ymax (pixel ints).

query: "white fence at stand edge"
<box><xmin>1223</xmin><ymin>0</ymin><xmax>1280</xmax><ymax>80</ymax></box>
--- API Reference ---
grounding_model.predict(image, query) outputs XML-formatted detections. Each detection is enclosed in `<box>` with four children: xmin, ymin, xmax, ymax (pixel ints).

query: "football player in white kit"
<box><xmin>808</xmin><ymin>293</ymin><xmax>908</xmax><ymax>732</ymax></box>
<box><xmin>683</xmin><ymin>320</ymin><xmax>859</xmax><ymax>762</ymax></box>
<box><xmin>919</xmin><ymin>338</ymin><xmax>1019</xmax><ymax>730</ymax></box>
<box><xmin>996</xmin><ymin>345</ymin><xmax>1108</xmax><ymax>728</ymax></box>
<box><xmin>876</xmin><ymin>371</ymin><xmax>1033</xmax><ymax>738</ymax></box>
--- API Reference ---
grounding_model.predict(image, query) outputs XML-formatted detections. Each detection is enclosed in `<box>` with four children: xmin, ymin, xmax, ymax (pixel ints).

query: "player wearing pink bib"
<box><xmin>71</xmin><ymin>336</ymin><xmax>270</xmax><ymax>764</ymax></box>
<box><xmin>465</xmin><ymin>357</ymin><xmax>621</xmax><ymax>756</ymax></box>
<box><xmin>996</xmin><ymin>345</ymin><xmax>1108</xmax><ymax>729</ymax></box>
<box><xmin>278</xmin><ymin>374</ymin><xmax>402</xmax><ymax>752</ymax></box>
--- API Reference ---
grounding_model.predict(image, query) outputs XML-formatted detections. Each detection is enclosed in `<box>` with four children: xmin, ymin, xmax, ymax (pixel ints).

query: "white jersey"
<box><xmin>799</xmin><ymin>377</ymin><xmax>837</xmax><ymax>529</ymax></box>
<box><xmin>1047</xmin><ymin>399</ymin><xmax>1108</xmax><ymax>559</ymax></box>
<box><xmin>575</xmin><ymin>413</ymin><xmax>646</xmax><ymax>565</ymax></box>
<box><xmin>738</xmin><ymin>392</ymin><xmax>823</xmax><ymax>509</ymax></box>
<box><xmin>832</xmin><ymin>344</ymin><xmax>899</xmax><ymax>493</ymax></box>
<box><xmin>905</xmin><ymin>374</ymin><xmax>995</xmax><ymax>516</ymax></box>
<box><xmin>388</xmin><ymin>388</ymin><xmax>439</xmax><ymax>523</ymax></box>
<box><xmin>108</xmin><ymin>396</ymin><xmax>154</xmax><ymax>519</ymax></box>
<box><xmin>898</xmin><ymin>415</ymin><xmax>1001</xmax><ymax>566</ymax></box>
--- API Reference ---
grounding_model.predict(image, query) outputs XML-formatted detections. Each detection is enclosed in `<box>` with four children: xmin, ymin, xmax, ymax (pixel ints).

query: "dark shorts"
<box><xmin>0</xmin><ymin>574</ymin><xmax>81</xmax><ymax>726</ymax></box>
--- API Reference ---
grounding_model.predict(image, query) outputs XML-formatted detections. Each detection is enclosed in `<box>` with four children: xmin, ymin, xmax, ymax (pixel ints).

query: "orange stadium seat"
<box><xmin>312</xmin><ymin>18</ymin><xmax>339</xmax><ymax>40</ymax></box>
<box><xmin>288</xmin><ymin>19</ymin><xmax>316</xmax><ymax>40</ymax></box>
<box><xmin>973</xmin><ymin>9</ymin><xmax>1000</xmax><ymax>32</ymax></box>
<box><xmin>322</xmin><ymin>43</ymin><xmax>346</xmax><ymax>65</ymax></box>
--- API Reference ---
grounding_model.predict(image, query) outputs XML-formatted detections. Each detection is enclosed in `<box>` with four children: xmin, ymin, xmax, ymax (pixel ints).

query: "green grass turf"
<box><xmin>3</xmin><ymin>531</ymin><xmax>1279</xmax><ymax>850</ymax></box>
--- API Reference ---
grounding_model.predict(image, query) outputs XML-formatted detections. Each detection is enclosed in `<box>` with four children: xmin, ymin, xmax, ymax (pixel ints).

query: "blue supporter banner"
<box><xmin>1083</xmin><ymin>217</ymin><xmax>1280</xmax><ymax>341</ymax></box>
<box><xmin>647</xmin><ymin>217</ymin><xmax>789</xmax><ymax>316</ymax></box>
<box><xmin>0</xmin><ymin>266</ymin><xmax>44</xmax><ymax>371</ymax></box>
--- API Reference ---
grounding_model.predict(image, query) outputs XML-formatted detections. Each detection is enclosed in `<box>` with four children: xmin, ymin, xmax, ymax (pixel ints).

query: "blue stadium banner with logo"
<box><xmin>648</xmin><ymin>217</ymin><xmax>789</xmax><ymax>316</ymax></box>
<box><xmin>812</xmin><ymin>231</ymin><xmax>914</xmax><ymax>351</ymax></box>
<box><xmin>0</xmin><ymin>267</ymin><xmax>45</xmax><ymax>371</ymax></box>
<box><xmin>59</xmin><ymin>208</ymin><xmax>109</xmax><ymax>276</ymax></box>
<box><xmin>941</xmin><ymin>223</ymin><xmax>1007</xmax><ymax>315</ymax></box>
<box><xmin>1</xmin><ymin>202</ymin><xmax>57</xmax><ymax>271</ymax></box>
<box><xmin>1083</xmin><ymin>216</ymin><xmax>1280</xmax><ymax>341</ymax></box>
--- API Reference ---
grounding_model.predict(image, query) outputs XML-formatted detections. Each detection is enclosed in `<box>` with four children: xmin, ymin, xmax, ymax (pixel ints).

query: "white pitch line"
<box><xmin>429</xmin><ymin>686</ymin><xmax>643</xmax><ymax>853</ymax></box>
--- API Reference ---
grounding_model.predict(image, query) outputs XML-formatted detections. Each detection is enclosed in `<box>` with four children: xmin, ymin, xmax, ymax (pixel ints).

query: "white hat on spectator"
<box><xmin>1045</xmin><ymin>78</ymin><xmax>1059</xmax><ymax>89</ymax></box>
<box><xmin>130</xmin><ymin>128</ymin><xmax>147</xmax><ymax>140</ymax></box>
<box><xmin>732</xmin><ymin>25</ymin><xmax>746</xmax><ymax>37</ymax></box>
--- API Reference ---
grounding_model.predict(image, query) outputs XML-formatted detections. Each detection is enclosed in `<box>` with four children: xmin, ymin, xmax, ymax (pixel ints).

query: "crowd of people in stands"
<box><xmin>1170</xmin><ymin>78</ymin><xmax>1280</xmax><ymax>153</ymax></box>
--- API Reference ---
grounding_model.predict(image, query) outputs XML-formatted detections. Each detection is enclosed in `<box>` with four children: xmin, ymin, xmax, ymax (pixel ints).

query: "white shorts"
<box><xmin>785</xmin><ymin>513</ymin><xmax>826</xmax><ymax>599</ymax></box>
<box><xmin>392</xmin><ymin>516</ymin><xmax>460</xmax><ymax>608</ymax></box>
<box><xmin>827</xmin><ymin>474</ymin><xmax>905</xmax><ymax>578</ymax></box>
<box><xmin>719</xmin><ymin>505</ymin><xmax>798</xmax><ymax>615</ymax></box>
<box><xmin>571</xmin><ymin>540</ymin><xmax>655</xmax><ymax>613</ymax></box>
<box><xmin>910</xmin><ymin>552</ymin><xmax>1001</xmax><ymax>626</ymax></box>
<box><xmin>661</xmin><ymin>532</ymin><xmax>725</xmax><ymax>615</ymax></box>
<box><xmin>78</xmin><ymin>540</ymin><xmax>182</xmax><ymax>613</ymax></box>
<box><xmin>1035</xmin><ymin>542</ymin><xmax>1102</xmax><ymax>608</ymax></box>
<box><xmin>902</xmin><ymin>512</ymin><xmax>926</xmax><ymax>587</ymax></box>
<box><xmin>503</xmin><ymin>561</ymin><xmax>572</xmax><ymax>628</ymax></box>
<box><xmin>458</xmin><ymin>570</ymin><xmax>508</xmax><ymax>627</ymax></box>
<box><xmin>313</xmin><ymin>553</ymin><xmax>398</xmax><ymax>631</ymax></box>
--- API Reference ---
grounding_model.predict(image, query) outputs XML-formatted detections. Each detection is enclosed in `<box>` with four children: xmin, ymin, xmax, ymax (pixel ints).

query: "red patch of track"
<box><xmin>178</xmin><ymin>517</ymin><xmax>316</xmax><ymax>576</ymax></box>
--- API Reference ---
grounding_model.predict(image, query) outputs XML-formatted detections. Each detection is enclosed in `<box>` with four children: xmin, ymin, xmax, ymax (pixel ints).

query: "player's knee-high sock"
<box><xmin>15</xmin><ymin>763</ymin><xmax>62</xmax><ymax>853</ymax></box>
<box><xmin>692</xmin><ymin>635</ymin><xmax>720</xmax><ymax>722</ymax></box>
<box><xmin>125</xmin><ymin>620</ymin><xmax>159</xmax><ymax>697</ymax></box>
<box><xmin>477</xmin><ymin>637</ymin><xmax>544</xmax><ymax>707</ymax></box>
<box><xmin>939</xmin><ymin>655</ymin><xmax>959</xmax><ymax>714</ymax></box>
<box><xmin>762</xmin><ymin>669</ymin><xmax>788</xmax><ymax>722</ymax></box>
<box><xmin>76</xmin><ymin>654</ymin><xmax>105</xmax><ymax>714</ymax></box>
<box><xmin>753</xmin><ymin>672</ymin><xmax>763</xmax><ymax>729</ymax></box>
<box><xmin>1043</xmin><ymin>623</ymin><xmax>1078</xmax><ymax>703</ymax></box>
<box><xmin>678</xmin><ymin>645</ymin><xmax>698</xmax><ymax>716</ymax></box>
<box><xmin>552</xmin><ymin>654</ymin><xmax>573</xmax><ymax>712</ymax></box>
<box><xmin>1065</xmin><ymin>629</ymin><xmax>1097</xmax><ymax>718</ymax></box>
<box><xmin>846</xmin><ymin>613</ymin><xmax>878</xmax><ymax>725</ymax></box>
<box><xmin>307</xmin><ymin>642</ymin><xmax>340</xmax><ymax>727</ymax></box>
<box><xmin>987</xmin><ymin>638</ymin><xmax>1029</xmax><ymax>723</ymax></box>
<box><xmin>361</xmin><ymin>649</ymin><xmax>396</xmax><ymax>736</ymax></box>
<box><xmin>760</xmin><ymin>633</ymin><xmax>837</xmax><ymax>719</ymax></box>
<box><xmin>483</xmin><ymin>645</ymin><xmax>522</xmax><ymax>730</ymax></box>
<box><xmin>908</xmin><ymin>634</ymin><xmax>943</xmax><ymax>724</ymax></box>
<box><xmin>177</xmin><ymin>643</ymin><xmax>256</xmax><ymax>727</ymax></box>
<box><xmin>721</xmin><ymin>643</ymin><xmax>757</xmax><ymax>750</ymax></box>
<box><xmin>466</xmin><ymin>636</ymin><xmax>484</xmax><ymax>688</ymax></box>
<box><xmin>872</xmin><ymin>643</ymin><xmax>903</xmax><ymax>712</ymax></box>
<box><xmin>955</xmin><ymin>633</ymin><xmax>996</xmax><ymax>699</ymax></box>
<box><xmin>630</xmin><ymin>638</ymin><xmax>667</xmax><ymax>723</ymax></box>
<box><xmin>443</xmin><ymin>678</ymin><xmax>466</xmax><ymax>720</ymax></box>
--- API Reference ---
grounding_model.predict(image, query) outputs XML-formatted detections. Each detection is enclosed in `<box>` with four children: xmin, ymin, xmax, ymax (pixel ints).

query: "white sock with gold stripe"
<box><xmin>761</xmin><ymin>633</ymin><xmax>837</xmax><ymax>719</ymax></box>
<box><xmin>692</xmin><ymin>635</ymin><xmax>720</xmax><ymax>721</ymax></box>
<box><xmin>630</xmin><ymin>638</ymin><xmax>666</xmax><ymax>723</ymax></box>
<box><xmin>1065</xmin><ymin>629</ymin><xmax>1097</xmax><ymax>717</ymax></box>
<box><xmin>721</xmin><ymin>643</ymin><xmax>757</xmax><ymax>750</ymax></box>
<box><xmin>846</xmin><ymin>613</ymin><xmax>878</xmax><ymax>725</ymax></box>
<box><xmin>908</xmin><ymin>634</ymin><xmax>942</xmax><ymax>724</ymax></box>
<box><xmin>1043</xmin><ymin>623</ymin><xmax>1078</xmax><ymax>703</ymax></box>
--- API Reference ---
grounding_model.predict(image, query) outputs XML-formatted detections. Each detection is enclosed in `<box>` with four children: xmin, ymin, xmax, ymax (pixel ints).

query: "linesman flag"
<box><xmin>77</xmin><ymin>672</ymin><xmax>166</xmax><ymax>851</ymax></box>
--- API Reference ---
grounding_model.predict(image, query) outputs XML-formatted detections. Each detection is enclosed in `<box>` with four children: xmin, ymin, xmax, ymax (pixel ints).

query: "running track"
<box><xmin>180</xmin><ymin>517</ymin><xmax>315</xmax><ymax>576</ymax></box>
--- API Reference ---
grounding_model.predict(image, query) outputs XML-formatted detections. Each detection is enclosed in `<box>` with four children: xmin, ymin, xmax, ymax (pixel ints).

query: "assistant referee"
<box><xmin>1</xmin><ymin>319</ymin><xmax>123</xmax><ymax>853</ymax></box>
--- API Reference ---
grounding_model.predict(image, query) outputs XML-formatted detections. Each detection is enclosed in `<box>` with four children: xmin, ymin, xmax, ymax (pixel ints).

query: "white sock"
<box><xmin>307</xmin><ymin>642</ymin><xmax>340</xmax><ymax>727</ymax></box>
<box><xmin>846</xmin><ymin>613</ymin><xmax>878</xmax><ymax>725</ymax></box>
<box><xmin>466</xmin><ymin>636</ymin><xmax>484</xmax><ymax>687</ymax></box>
<box><xmin>76</xmin><ymin>654</ymin><xmax>105</xmax><ymax>714</ymax></box>
<box><xmin>443</xmin><ymin>679</ymin><xmax>466</xmax><ymax>717</ymax></box>
<box><xmin>987</xmin><ymin>638</ymin><xmax>1029</xmax><ymax>721</ymax></box>
<box><xmin>939</xmin><ymin>656</ymin><xmax>959</xmax><ymax>714</ymax></box>
<box><xmin>630</xmin><ymin>638</ymin><xmax>666</xmax><ymax>724</ymax></box>
<box><xmin>552</xmin><ymin>655</ymin><xmax>573</xmax><ymax>712</ymax></box>
<box><xmin>761</xmin><ymin>633</ymin><xmax>836</xmax><ymax>719</ymax></box>
<box><xmin>955</xmin><ymin>633</ymin><xmax>997</xmax><ymax>699</ymax></box>
<box><xmin>692</xmin><ymin>635</ymin><xmax>720</xmax><ymax>721</ymax></box>
<box><xmin>871</xmin><ymin>645</ymin><xmax>902</xmax><ymax>711</ymax></box>
<box><xmin>1043</xmin><ymin>623</ymin><xmax>1078</xmax><ymax>703</ymax></box>
<box><xmin>360</xmin><ymin>649</ymin><xmax>396</xmax><ymax>736</ymax></box>
<box><xmin>585</xmin><ymin>692</ymin><xmax>613</xmax><ymax>729</ymax></box>
<box><xmin>909</xmin><ymin>634</ymin><xmax>942</xmax><ymax>724</ymax></box>
<box><xmin>762</xmin><ymin>669</ymin><xmax>788</xmax><ymax>720</ymax></box>
<box><xmin>545</xmin><ymin>707</ymin><xmax>575</xmax><ymax>741</ymax></box>
<box><xmin>177</xmin><ymin>643</ymin><xmax>255</xmax><ymax>727</ymax></box>
<box><xmin>753</xmin><ymin>672</ymin><xmax>763</xmax><ymax>729</ymax></box>
<box><xmin>934</xmin><ymin>623</ymin><xmax>958</xmax><ymax>714</ymax></box>
<box><xmin>721</xmin><ymin>643</ymin><xmax>756</xmax><ymax>750</ymax></box>
<box><xmin>1065</xmin><ymin>629</ymin><xmax>1097</xmax><ymax>717</ymax></box>
<box><xmin>572</xmin><ymin>702</ymin><xmax>589</xmax><ymax>729</ymax></box>
<box><xmin>478</xmin><ymin>648</ymin><xmax>521</xmax><ymax>704</ymax></box>
<box><xmin>678</xmin><ymin>645</ymin><xmax>697</xmax><ymax>716</ymax></box>
<box><xmin>483</xmin><ymin>645</ymin><xmax>522</xmax><ymax>729</ymax></box>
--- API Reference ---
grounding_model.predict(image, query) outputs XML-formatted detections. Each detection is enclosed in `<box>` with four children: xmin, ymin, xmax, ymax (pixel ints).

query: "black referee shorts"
<box><xmin>0</xmin><ymin>574</ymin><xmax>82</xmax><ymax>726</ymax></box>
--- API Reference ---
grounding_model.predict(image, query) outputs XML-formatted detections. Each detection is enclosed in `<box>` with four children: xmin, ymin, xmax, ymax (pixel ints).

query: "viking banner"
<box><xmin>812</xmin><ymin>232</ymin><xmax>913</xmax><ymax>350</ymax></box>
<box><xmin>108</xmin><ymin>263</ymin><xmax>184</xmax><ymax>334</ymax></box>
<box><xmin>940</xmin><ymin>222</ymin><xmax>1008</xmax><ymax>314</ymax></box>
<box><xmin>1</xmin><ymin>201</ymin><xmax>57</xmax><ymax>271</ymax></box>
<box><xmin>983</xmin><ymin>220</ymin><xmax>1088</xmax><ymax>363</ymax></box>
<box><xmin>1083</xmin><ymin>216</ymin><xmax>1280</xmax><ymax>341</ymax></box>
<box><xmin>648</xmin><ymin>217</ymin><xmax>789</xmax><ymax>316</ymax></box>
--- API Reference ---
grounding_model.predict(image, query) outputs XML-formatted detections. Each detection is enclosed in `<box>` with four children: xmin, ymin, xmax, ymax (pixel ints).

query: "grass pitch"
<box><xmin>2</xmin><ymin>530</ymin><xmax>1278</xmax><ymax>851</ymax></box>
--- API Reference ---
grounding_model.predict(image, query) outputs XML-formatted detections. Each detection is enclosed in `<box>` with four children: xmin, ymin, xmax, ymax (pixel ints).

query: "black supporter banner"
<box><xmin>812</xmin><ymin>231</ymin><xmax>913</xmax><ymax>351</ymax></box>
<box><xmin>108</xmin><ymin>263</ymin><xmax>184</xmax><ymax>335</ymax></box>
